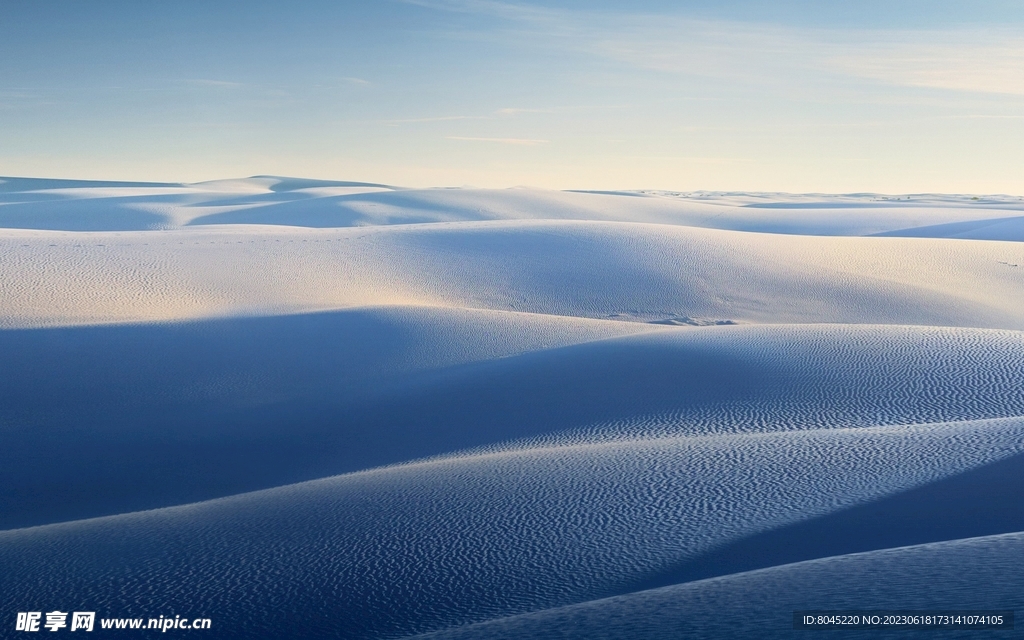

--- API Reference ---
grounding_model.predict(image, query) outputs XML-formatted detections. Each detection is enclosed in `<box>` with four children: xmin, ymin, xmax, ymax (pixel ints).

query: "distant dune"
<box><xmin>2</xmin><ymin>177</ymin><xmax>1023</xmax><ymax>638</ymax></box>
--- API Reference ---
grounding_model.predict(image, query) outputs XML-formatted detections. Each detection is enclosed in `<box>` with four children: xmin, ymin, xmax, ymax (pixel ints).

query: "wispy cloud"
<box><xmin>383</xmin><ymin>115</ymin><xmax>488</xmax><ymax>125</ymax></box>
<box><xmin>621</xmin><ymin>155</ymin><xmax>755</xmax><ymax>164</ymax></box>
<box><xmin>447</xmin><ymin>136</ymin><xmax>548</xmax><ymax>145</ymax></box>
<box><xmin>340</xmin><ymin>77</ymin><xmax>371</xmax><ymax>85</ymax></box>
<box><xmin>0</xmin><ymin>89</ymin><xmax>59</xmax><ymax>110</ymax></box>
<box><xmin>495</xmin><ymin>107</ymin><xmax>552</xmax><ymax>115</ymax></box>
<box><xmin>382</xmin><ymin>108</ymin><xmax>551</xmax><ymax>125</ymax></box>
<box><xmin>401</xmin><ymin>0</ymin><xmax>560</xmax><ymax>25</ymax></box>
<box><xmin>182</xmin><ymin>79</ymin><xmax>243</xmax><ymax>88</ymax></box>
<box><xmin>382</xmin><ymin>106</ymin><xmax>606</xmax><ymax>128</ymax></box>
<box><xmin>938</xmin><ymin>114</ymin><xmax>1024</xmax><ymax>120</ymax></box>
<box><xmin>828</xmin><ymin>34</ymin><xmax>1024</xmax><ymax>95</ymax></box>
<box><xmin>580</xmin><ymin>21</ymin><xmax>1024</xmax><ymax>96</ymax></box>
<box><xmin>410</xmin><ymin>0</ymin><xmax>1024</xmax><ymax>96</ymax></box>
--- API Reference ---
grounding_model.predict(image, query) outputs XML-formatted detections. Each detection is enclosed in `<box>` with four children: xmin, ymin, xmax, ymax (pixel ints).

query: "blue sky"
<box><xmin>3</xmin><ymin>0</ymin><xmax>1024</xmax><ymax>192</ymax></box>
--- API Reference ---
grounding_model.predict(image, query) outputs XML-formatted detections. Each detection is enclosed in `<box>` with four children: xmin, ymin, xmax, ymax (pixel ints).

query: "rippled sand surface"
<box><xmin>2</xmin><ymin>177</ymin><xmax>1023</xmax><ymax>638</ymax></box>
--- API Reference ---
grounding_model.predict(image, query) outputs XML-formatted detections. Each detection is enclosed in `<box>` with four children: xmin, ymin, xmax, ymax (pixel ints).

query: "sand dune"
<box><xmin>2</xmin><ymin>178</ymin><xmax>1023</xmax><ymax>638</ymax></box>
<box><xmin>4</xmin><ymin>320</ymin><xmax>1023</xmax><ymax>530</ymax></box>
<box><xmin>2</xmin><ymin>417</ymin><xmax>1022</xmax><ymax>639</ymax></box>
<box><xmin>3</xmin><ymin>176</ymin><xmax>1024</xmax><ymax>235</ymax></box>
<box><xmin>413</xmin><ymin>532</ymin><xmax>1024</xmax><ymax>639</ymax></box>
<box><xmin>3</xmin><ymin>222</ymin><xmax>1023</xmax><ymax>329</ymax></box>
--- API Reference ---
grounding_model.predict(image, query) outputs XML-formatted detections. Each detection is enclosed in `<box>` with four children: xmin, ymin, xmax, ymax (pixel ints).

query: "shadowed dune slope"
<box><xmin>2</xmin><ymin>321</ymin><xmax>1023</xmax><ymax>529</ymax></box>
<box><xmin>0</xmin><ymin>306</ymin><xmax>656</xmax><ymax>529</ymax></box>
<box><xmin>412</xmin><ymin>532</ymin><xmax>1024</xmax><ymax>640</ymax></box>
<box><xmin>874</xmin><ymin>214</ymin><xmax>1024</xmax><ymax>241</ymax></box>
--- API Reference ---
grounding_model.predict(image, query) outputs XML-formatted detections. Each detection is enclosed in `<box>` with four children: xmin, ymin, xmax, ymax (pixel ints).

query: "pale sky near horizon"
<box><xmin>3</xmin><ymin>0</ymin><xmax>1024</xmax><ymax>193</ymax></box>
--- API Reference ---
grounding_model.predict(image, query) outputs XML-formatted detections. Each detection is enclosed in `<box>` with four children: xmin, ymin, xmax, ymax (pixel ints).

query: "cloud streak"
<box><xmin>828</xmin><ymin>34</ymin><xmax>1024</xmax><ymax>95</ymax></box>
<box><xmin>447</xmin><ymin>136</ymin><xmax>549</xmax><ymax>145</ymax></box>
<box><xmin>383</xmin><ymin>115</ymin><xmax>488</xmax><ymax>125</ymax></box>
<box><xmin>412</xmin><ymin>0</ymin><xmax>1024</xmax><ymax>96</ymax></box>
<box><xmin>182</xmin><ymin>79</ymin><xmax>243</xmax><ymax>88</ymax></box>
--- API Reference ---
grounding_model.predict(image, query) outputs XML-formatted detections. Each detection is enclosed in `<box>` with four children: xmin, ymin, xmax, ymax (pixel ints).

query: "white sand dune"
<box><xmin>3</xmin><ymin>222</ymin><xmax>1023</xmax><ymax>329</ymax></box>
<box><xmin>2</xmin><ymin>178</ymin><xmax>1024</xmax><ymax>639</ymax></box>
<box><xmin>2</xmin><ymin>417</ymin><xmax>1022</xmax><ymax>639</ymax></box>
<box><xmin>2</xmin><ymin>176</ymin><xmax>1024</xmax><ymax>235</ymax></box>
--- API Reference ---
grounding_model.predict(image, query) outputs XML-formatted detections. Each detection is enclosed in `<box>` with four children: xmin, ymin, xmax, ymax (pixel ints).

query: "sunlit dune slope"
<box><xmin>2</xmin><ymin>222</ymin><xmax>1023</xmax><ymax>329</ymax></box>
